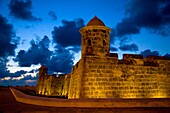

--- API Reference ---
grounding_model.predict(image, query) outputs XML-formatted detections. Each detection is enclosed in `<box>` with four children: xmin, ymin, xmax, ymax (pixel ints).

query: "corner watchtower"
<box><xmin>39</xmin><ymin>65</ymin><xmax>48</xmax><ymax>78</ymax></box>
<box><xmin>36</xmin><ymin>65</ymin><xmax>48</xmax><ymax>94</ymax></box>
<box><xmin>80</xmin><ymin>16</ymin><xmax>111</xmax><ymax>57</ymax></box>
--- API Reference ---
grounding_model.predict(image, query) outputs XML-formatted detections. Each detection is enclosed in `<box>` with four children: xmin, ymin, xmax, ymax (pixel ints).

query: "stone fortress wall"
<box><xmin>35</xmin><ymin>67</ymin><xmax>70</xmax><ymax>97</ymax></box>
<box><xmin>68</xmin><ymin>16</ymin><xmax>170</xmax><ymax>99</ymax></box>
<box><xmin>36</xmin><ymin>16</ymin><xmax>170</xmax><ymax>99</ymax></box>
<box><xmin>69</xmin><ymin>54</ymin><xmax>170</xmax><ymax>99</ymax></box>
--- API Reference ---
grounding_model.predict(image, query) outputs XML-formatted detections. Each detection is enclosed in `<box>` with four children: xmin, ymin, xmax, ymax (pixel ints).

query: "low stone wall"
<box><xmin>10</xmin><ymin>88</ymin><xmax>170</xmax><ymax>107</ymax></box>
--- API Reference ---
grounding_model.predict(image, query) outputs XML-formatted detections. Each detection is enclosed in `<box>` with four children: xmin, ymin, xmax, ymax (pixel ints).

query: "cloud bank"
<box><xmin>9</xmin><ymin>0</ymin><xmax>41</xmax><ymax>21</ymax></box>
<box><xmin>52</xmin><ymin>18</ymin><xmax>85</xmax><ymax>48</ymax></box>
<box><xmin>115</xmin><ymin>0</ymin><xmax>170</xmax><ymax>37</ymax></box>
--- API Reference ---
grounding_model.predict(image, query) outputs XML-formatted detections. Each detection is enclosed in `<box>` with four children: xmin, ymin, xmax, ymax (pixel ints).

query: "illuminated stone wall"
<box><xmin>62</xmin><ymin>74</ymin><xmax>70</xmax><ymax>96</ymax></box>
<box><xmin>36</xmin><ymin>71</ymin><xmax>69</xmax><ymax>97</ymax></box>
<box><xmin>35</xmin><ymin>66</ymin><xmax>48</xmax><ymax>95</ymax></box>
<box><xmin>68</xmin><ymin>55</ymin><xmax>170</xmax><ymax>99</ymax></box>
<box><xmin>80</xmin><ymin>56</ymin><xmax>118</xmax><ymax>98</ymax></box>
<box><xmin>68</xmin><ymin>59</ymin><xmax>84</xmax><ymax>98</ymax></box>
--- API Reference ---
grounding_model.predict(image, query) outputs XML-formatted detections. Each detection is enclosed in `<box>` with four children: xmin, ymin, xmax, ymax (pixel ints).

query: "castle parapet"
<box><xmin>48</xmin><ymin>74</ymin><xmax>56</xmax><ymax>80</ymax></box>
<box><xmin>109</xmin><ymin>53</ymin><xmax>118</xmax><ymax>58</ymax></box>
<box><xmin>123</xmin><ymin>54</ymin><xmax>143</xmax><ymax>59</ymax></box>
<box><xmin>49</xmin><ymin>74</ymin><xmax>56</xmax><ymax>77</ymax></box>
<box><xmin>147</xmin><ymin>56</ymin><xmax>170</xmax><ymax>60</ymax></box>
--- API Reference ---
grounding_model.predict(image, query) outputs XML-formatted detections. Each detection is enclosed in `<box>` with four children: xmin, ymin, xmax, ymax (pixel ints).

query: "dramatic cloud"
<box><xmin>0</xmin><ymin>69</ymin><xmax>38</xmax><ymax>86</ymax></box>
<box><xmin>9</xmin><ymin>0</ymin><xmax>41</xmax><ymax>21</ymax></box>
<box><xmin>110</xmin><ymin>46</ymin><xmax>118</xmax><ymax>51</ymax></box>
<box><xmin>67</xmin><ymin>46</ymin><xmax>81</xmax><ymax>53</ymax></box>
<box><xmin>10</xmin><ymin>70</ymin><xmax>27</xmax><ymax>77</ymax></box>
<box><xmin>0</xmin><ymin>15</ymin><xmax>19</xmax><ymax>79</ymax></box>
<box><xmin>140</xmin><ymin>49</ymin><xmax>170</xmax><ymax>58</ymax></box>
<box><xmin>164</xmin><ymin>53</ymin><xmax>170</xmax><ymax>58</ymax></box>
<box><xmin>48</xmin><ymin>11</ymin><xmax>57</xmax><ymax>20</ymax></box>
<box><xmin>0</xmin><ymin>78</ymin><xmax>37</xmax><ymax>86</ymax></box>
<box><xmin>117</xmin><ymin>36</ymin><xmax>138</xmax><ymax>52</ymax></box>
<box><xmin>115</xmin><ymin>0</ymin><xmax>170</xmax><ymax>36</ymax></box>
<box><xmin>28</xmin><ymin>69</ymin><xmax>37</xmax><ymax>73</ymax></box>
<box><xmin>140</xmin><ymin>49</ymin><xmax>159</xmax><ymax>58</ymax></box>
<box><xmin>0</xmin><ymin>57</ymin><xmax>10</xmax><ymax>78</ymax></box>
<box><xmin>14</xmin><ymin>35</ymin><xmax>52</xmax><ymax>67</ymax></box>
<box><xmin>116</xmin><ymin>18</ymin><xmax>140</xmax><ymax>37</ymax></box>
<box><xmin>0</xmin><ymin>15</ymin><xmax>19</xmax><ymax>57</ymax></box>
<box><xmin>119</xmin><ymin>36</ymin><xmax>131</xmax><ymax>45</ymax></box>
<box><xmin>47</xmin><ymin>46</ymin><xmax>74</xmax><ymax>74</ymax></box>
<box><xmin>0</xmin><ymin>60</ymin><xmax>33</xmax><ymax>79</ymax></box>
<box><xmin>14</xmin><ymin>35</ymin><xmax>74</xmax><ymax>74</ymax></box>
<box><xmin>52</xmin><ymin>18</ymin><xmax>85</xmax><ymax>47</ymax></box>
<box><xmin>21</xmin><ymin>74</ymin><xmax>38</xmax><ymax>80</ymax></box>
<box><xmin>119</xmin><ymin>43</ymin><xmax>138</xmax><ymax>52</ymax></box>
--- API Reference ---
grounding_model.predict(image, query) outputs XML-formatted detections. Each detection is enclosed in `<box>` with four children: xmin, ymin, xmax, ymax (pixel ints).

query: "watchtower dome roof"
<box><xmin>86</xmin><ymin>16</ymin><xmax>105</xmax><ymax>26</ymax></box>
<box><xmin>40</xmin><ymin>65</ymin><xmax>47</xmax><ymax>69</ymax></box>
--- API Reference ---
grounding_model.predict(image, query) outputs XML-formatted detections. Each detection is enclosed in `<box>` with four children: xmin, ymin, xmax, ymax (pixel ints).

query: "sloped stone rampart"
<box><xmin>10</xmin><ymin>88</ymin><xmax>170</xmax><ymax>107</ymax></box>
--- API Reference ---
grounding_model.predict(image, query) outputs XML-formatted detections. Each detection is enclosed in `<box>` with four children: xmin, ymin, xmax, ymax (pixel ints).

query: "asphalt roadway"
<box><xmin>0</xmin><ymin>87</ymin><xmax>170</xmax><ymax>113</ymax></box>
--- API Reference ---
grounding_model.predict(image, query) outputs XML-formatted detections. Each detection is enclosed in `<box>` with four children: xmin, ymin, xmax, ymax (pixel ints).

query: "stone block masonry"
<box><xmin>70</xmin><ymin>55</ymin><xmax>170</xmax><ymax>99</ymax></box>
<box><xmin>35</xmin><ymin>67</ymin><xmax>70</xmax><ymax>97</ymax></box>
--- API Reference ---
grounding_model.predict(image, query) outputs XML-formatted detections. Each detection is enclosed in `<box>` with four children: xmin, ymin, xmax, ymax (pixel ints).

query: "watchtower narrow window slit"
<box><xmin>88</xmin><ymin>39</ymin><xmax>92</xmax><ymax>46</ymax></box>
<box><xmin>103</xmin><ymin>39</ymin><xmax>106</xmax><ymax>46</ymax></box>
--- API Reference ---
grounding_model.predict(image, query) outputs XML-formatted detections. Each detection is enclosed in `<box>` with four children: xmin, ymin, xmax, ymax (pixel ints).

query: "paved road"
<box><xmin>0</xmin><ymin>88</ymin><xmax>170</xmax><ymax>113</ymax></box>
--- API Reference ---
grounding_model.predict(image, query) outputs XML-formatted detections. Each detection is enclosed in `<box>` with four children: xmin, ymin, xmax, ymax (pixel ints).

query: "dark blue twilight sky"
<box><xmin>0</xmin><ymin>0</ymin><xmax>170</xmax><ymax>86</ymax></box>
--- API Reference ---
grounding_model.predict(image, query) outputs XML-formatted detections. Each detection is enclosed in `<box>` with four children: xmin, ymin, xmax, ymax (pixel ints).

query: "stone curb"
<box><xmin>10</xmin><ymin>88</ymin><xmax>170</xmax><ymax>107</ymax></box>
